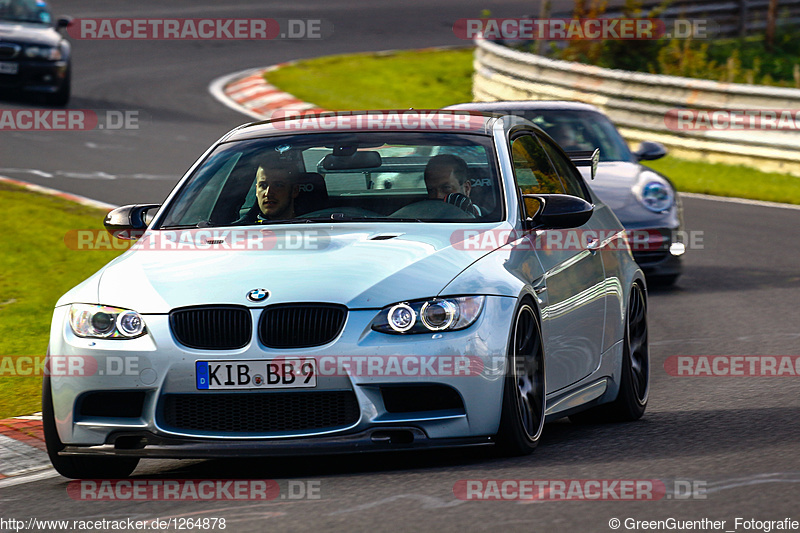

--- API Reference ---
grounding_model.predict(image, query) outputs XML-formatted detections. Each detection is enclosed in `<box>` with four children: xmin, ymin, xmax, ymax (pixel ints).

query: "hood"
<box><xmin>0</xmin><ymin>21</ymin><xmax>62</xmax><ymax>47</ymax></box>
<box><xmin>96</xmin><ymin>223</ymin><xmax>505</xmax><ymax>313</ymax></box>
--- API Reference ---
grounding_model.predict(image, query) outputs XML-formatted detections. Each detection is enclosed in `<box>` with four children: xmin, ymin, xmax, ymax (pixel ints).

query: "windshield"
<box><xmin>158</xmin><ymin>132</ymin><xmax>503</xmax><ymax>228</ymax></box>
<box><xmin>0</xmin><ymin>0</ymin><xmax>52</xmax><ymax>24</ymax></box>
<box><xmin>521</xmin><ymin>110</ymin><xmax>634</xmax><ymax>163</ymax></box>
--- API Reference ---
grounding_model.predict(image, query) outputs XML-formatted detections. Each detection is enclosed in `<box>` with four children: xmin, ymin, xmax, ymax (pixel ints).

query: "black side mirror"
<box><xmin>104</xmin><ymin>204</ymin><xmax>160</xmax><ymax>240</ymax></box>
<box><xmin>633</xmin><ymin>141</ymin><xmax>667</xmax><ymax>161</ymax></box>
<box><xmin>56</xmin><ymin>16</ymin><xmax>72</xmax><ymax>29</ymax></box>
<box><xmin>522</xmin><ymin>194</ymin><xmax>594</xmax><ymax>230</ymax></box>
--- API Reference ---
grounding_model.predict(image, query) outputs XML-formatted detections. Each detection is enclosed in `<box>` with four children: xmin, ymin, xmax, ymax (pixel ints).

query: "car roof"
<box><xmin>223</xmin><ymin>110</ymin><xmax>499</xmax><ymax>142</ymax></box>
<box><xmin>445</xmin><ymin>100</ymin><xmax>603</xmax><ymax>114</ymax></box>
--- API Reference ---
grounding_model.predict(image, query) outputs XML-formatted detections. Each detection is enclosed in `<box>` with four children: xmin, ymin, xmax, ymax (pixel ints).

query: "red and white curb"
<box><xmin>209</xmin><ymin>63</ymin><xmax>326</xmax><ymax>121</ymax></box>
<box><xmin>0</xmin><ymin>414</ymin><xmax>56</xmax><ymax>485</ymax></box>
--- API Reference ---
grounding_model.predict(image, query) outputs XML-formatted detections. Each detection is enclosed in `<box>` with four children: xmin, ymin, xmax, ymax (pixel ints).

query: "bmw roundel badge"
<box><xmin>247</xmin><ymin>288</ymin><xmax>269</xmax><ymax>302</ymax></box>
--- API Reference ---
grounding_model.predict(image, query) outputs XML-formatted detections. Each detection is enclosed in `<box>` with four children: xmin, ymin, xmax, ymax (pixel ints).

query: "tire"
<box><xmin>44</xmin><ymin>69</ymin><xmax>70</xmax><ymax>107</ymax></box>
<box><xmin>570</xmin><ymin>282</ymin><xmax>649</xmax><ymax>423</ymax></box>
<box><xmin>43</xmin><ymin>375</ymin><xmax>139</xmax><ymax>479</ymax></box>
<box><xmin>494</xmin><ymin>301</ymin><xmax>546</xmax><ymax>456</ymax></box>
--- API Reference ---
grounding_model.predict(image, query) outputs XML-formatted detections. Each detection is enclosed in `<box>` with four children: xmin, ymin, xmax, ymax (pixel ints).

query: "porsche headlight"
<box><xmin>24</xmin><ymin>46</ymin><xmax>62</xmax><ymax>60</ymax></box>
<box><xmin>69</xmin><ymin>304</ymin><xmax>146</xmax><ymax>339</ymax></box>
<box><xmin>372</xmin><ymin>296</ymin><xmax>485</xmax><ymax>334</ymax></box>
<box><xmin>634</xmin><ymin>176</ymin><xmax>675</xmax><ymax>213</ymax></box>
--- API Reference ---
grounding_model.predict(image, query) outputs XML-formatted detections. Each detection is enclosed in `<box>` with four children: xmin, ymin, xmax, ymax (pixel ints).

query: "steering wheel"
<box><xmin>444</xmin><ymin>193</ymin><xmax>480</xmax><ymax>216</ymax></box>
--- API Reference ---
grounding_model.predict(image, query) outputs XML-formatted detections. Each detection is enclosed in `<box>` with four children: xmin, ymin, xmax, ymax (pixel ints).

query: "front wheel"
<box><xmin>570</xmin><ymin>282</ymin><xmax>649</xmax><ymax>423</ymax></box>
<box><xmin>494</xmin><ymin>302</ymin><xmax>546</xmax><ymax>456</ymax></box>
<box><xmin>43</xmin><ymin>375</ymin><xmax>139</xmax><ymax>479</ymax></box>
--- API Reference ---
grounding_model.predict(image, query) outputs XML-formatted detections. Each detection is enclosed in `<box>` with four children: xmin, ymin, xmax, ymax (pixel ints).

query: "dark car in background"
<box><xmin>0</xmin><ymin>0</ymin><xmax>71</xmax><ymax>105</ymax></box>
<box><xmin>447</xmin><ymin>101</ymin><xmax>684</xmax><ymax>285</ymax></box>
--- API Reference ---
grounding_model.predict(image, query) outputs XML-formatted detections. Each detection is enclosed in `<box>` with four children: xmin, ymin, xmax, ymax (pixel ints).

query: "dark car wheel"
<box><xmin>570</xmin><ymin>282</ymin><xmax>649</xmax><ymax>423</ymax></box>
<box><xmin>43</xmin><ymin>374</ymin><xmax>139</xmax><ymax>479</ymax></box>
<box><xmin>495</xmin><ymin>301</ymin><xmax>545</xmax><ymax>456</ymax></box>
<box><xmin>44</xmin><ymin>69</ymin><xmax>70</xmax><ymax>107</ymax></box>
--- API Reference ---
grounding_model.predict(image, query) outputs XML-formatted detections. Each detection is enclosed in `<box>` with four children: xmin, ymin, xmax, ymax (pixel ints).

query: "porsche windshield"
<box><xmin>526</xmin><ymin>110</ymin><xmax>635</xmax><ymax>163</ymax></box>
<box><xmin>0</xmin><ymin>0</ymin><xmax>53</xmax><ymax>24</ymax></box>
<box><xmin>158</xmin><ymin>132</ymin><xmax>503</xmax><ymax>228</ymax></box>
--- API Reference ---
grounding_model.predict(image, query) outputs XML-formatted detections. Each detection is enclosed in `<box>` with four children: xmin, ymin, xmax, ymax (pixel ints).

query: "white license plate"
<box><xmin>196</xmin><ymin>359</ymin><xmax>317</xmax><ymax>390</ymax></box>
<box><xmin>0</xmin><ymin>62</ymin><xmax>18</xmax><ymax>75</ymax></box>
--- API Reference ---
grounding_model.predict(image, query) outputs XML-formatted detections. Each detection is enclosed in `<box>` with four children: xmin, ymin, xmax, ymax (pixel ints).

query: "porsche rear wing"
<box><xmin>567</xmin><ymin>148</ymin><xmax>600</xmax><ymax>180</ymax></box>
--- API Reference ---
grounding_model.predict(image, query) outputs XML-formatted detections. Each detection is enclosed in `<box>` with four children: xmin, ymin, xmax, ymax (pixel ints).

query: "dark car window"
<box><xmin>538</xmin><ymin>134</ymin><xmax>590</xmax><ymax>201</ymax></box>
<box><xmin>0</xmin><ymin>0</ymin><xmax>52</xmax><ymax>24</ymax></box>
<box><xmin>510</xmin><ymin>134</ymin><xmax>564</xmax><ymax>218</ymax></box>
<box><xmin>523</xmin><ymin>110</ymin><xmax>635</xmax><ymax>163</ymax></box>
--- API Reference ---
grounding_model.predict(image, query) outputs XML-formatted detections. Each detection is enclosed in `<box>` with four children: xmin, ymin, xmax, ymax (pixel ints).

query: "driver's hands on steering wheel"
<box><xmin>444</xmin><ymin>193</ymin><xmax>480</xmax><ymax>216</ymax></box>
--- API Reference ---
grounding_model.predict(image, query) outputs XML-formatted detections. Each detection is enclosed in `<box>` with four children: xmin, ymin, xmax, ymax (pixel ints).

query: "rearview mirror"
<box><xmin>633</xmin><ymin>141</ymin><xmax>667</xmax><ymax>161</ymax></box>
<box><xmin>320</xmin><ymin>151</ymin><xmax>382</xmax><ymax>171</ymax></box>
<box><xmin>522</xmin><ymin>194</ymin><xmax>593</xmax><ymax>230</ymax></box>
<box><xmin>104</xmin><ymin>204</ymin><xmax>160</xmax><ymax>240</ymax></box>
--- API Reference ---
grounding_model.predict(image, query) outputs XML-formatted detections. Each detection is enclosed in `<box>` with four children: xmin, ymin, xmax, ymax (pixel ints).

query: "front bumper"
<box><xmin>61</xmin><ymin>428</ymin><xmax>493</xmax><ymax>458</ymax></box>
<box><xmin>0</xmin><ymin>59</ymin><xmax>68</xmax><ymax>93</ymax></box>
<box><xmin>48</xmin><ymin>296</ymin><xmax>517</xmax><ymax>455</ymax></box>
<box><xmin>629</xmin><ymin>226</ymin><xmax>684</xmax><ymax>279</ymax></box>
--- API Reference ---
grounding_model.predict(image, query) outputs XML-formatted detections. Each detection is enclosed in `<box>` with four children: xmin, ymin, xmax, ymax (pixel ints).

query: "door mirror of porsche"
<box><xmin>104</xmin><ymin>204</ymin><xmax>161</xmax><ymax>240</ymax></box>
<box><xmin>633</xmin><ymin>141</ymin><xmax>668</xmax><ymax>161</ymax></box>
<box><xmin>523</xmin><ymin>194</ymin><xmax>594</xmax><ymax>230</ymax></box>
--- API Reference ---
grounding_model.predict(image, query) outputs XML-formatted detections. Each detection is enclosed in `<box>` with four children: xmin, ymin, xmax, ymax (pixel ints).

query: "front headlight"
<box><xmin>69</xmin><ymin>304</ymin><xmax>146</xmax><ymax>339</ymax></box>
<box><xmin>24</xmin><ymin>46</ymin><xmax>62</xmax><ymax>60</ymax></box>
<box><xmin>371</xmin><ymin>296</ymin><xmax>485</xmax><ymax>334</ymax></box>
<box><xmin>634</xmin><ymin>176</ymin><xmax>675</xmax><ymax>213</ymax></box>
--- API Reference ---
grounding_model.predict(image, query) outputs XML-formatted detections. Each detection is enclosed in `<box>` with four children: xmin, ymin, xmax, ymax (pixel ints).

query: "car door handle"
<box><xmin>586</xmin><ymin>237</ymin><xmax>602</xmax><ymax>252</ymax></box>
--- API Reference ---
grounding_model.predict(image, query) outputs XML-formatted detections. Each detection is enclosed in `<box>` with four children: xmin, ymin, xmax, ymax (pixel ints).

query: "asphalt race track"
<box><xmin>1</xmin><ymin>1</ymin><xmax>799</xmax><ymax>531</ymax></box>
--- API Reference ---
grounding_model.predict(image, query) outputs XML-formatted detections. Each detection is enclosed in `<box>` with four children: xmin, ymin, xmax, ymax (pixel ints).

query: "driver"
<box><xmin>253</xmin><ymin>164</ymin><xmax>300</xmax><ymax>222</ymax></box>
<box><xmin>423</xmin><ymin>154</ymin><xmax>481</xmax><ymax>216</ymax></box>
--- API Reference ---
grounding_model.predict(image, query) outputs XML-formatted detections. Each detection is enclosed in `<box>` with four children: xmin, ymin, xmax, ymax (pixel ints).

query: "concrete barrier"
<box><xmin>473</xmin><ymin>38</ymin><xmax>800</xmax><ymax>176</ymax></box>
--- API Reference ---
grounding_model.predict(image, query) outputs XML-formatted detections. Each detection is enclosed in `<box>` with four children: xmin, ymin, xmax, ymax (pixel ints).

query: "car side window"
<box><xmin>538</xmin><ymin>135</ymin><xmax>591</xmax><ymax>201</ymax></box>
<box><xmin>510</xmin><ymin>134</ymin><xmax>565</xmax><ymax>204</ymax></box>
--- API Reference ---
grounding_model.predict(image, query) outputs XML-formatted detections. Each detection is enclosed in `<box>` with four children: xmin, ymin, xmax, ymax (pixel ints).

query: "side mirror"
<box><xmin>104</xmin><ymin>204</ymin><xmax>160</xmax><ymax>240</ymax></box>
<box><xmin>522</xmin><ymin>194</ymin><xmax>594</xmax><ymax>230</ymax></box>
<box><xmin>56</xmin><ymin>16</ymin><xmax>72</xmax><ymax>29</ymax></box>
<box><xmin>633</xmin><ymin>141</ymin><xmax>667</xmax><ymax>161</ymax></box>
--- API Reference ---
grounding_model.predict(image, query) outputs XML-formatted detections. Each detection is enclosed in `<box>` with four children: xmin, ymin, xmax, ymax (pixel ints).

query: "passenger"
<box><xmin>423</xmin><ymin>154</ymin><xmax>481</xmax><ymax>216</ymax></box>
<box><xmin>549</xmin><ymin>123</ymin><xmax>582</xmax><ymax>151</ymax></box>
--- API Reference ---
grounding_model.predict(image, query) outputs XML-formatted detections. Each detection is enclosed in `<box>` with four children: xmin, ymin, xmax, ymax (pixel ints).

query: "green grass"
<box><xmin>0</xmin><ymin>183</ymin><xmax>125</xmax><ymax>418</ymax></box>
<box><xmin>266</xmin><ymin>48</ymin><xmax>800</xmax><ymax>205</ymax></box>
<box><xmin>643</xmin><ymin>156</ymin><xmax>800</xmax><ymax>205</ymax></box>
<box><xmin>265</xmin><ymin>47</ymin><xmax>475</xmax><ymax>110</ymax></box>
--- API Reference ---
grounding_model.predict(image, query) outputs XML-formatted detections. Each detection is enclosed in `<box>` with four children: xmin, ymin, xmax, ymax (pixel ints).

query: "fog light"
<box><xmin>388</xmin><ymin>303</ymin><xmax>415</xmax><ymax>333</ymax></box>
<box><xmin>670</xmin><ymin>242</ymin><xmax>686</xmax><ymax>256</ymax></box>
